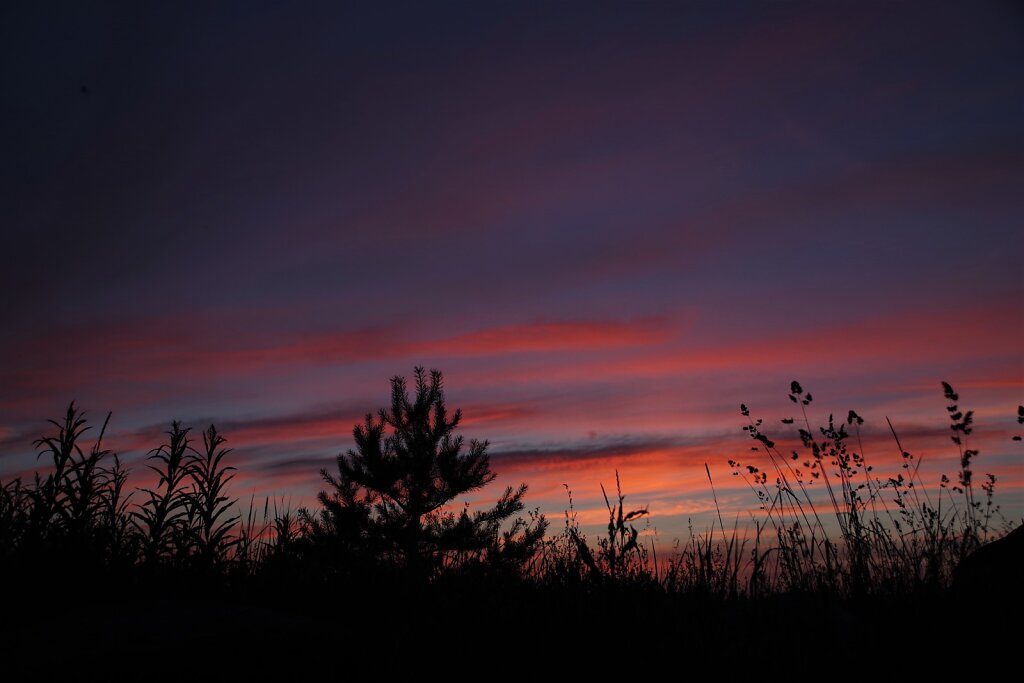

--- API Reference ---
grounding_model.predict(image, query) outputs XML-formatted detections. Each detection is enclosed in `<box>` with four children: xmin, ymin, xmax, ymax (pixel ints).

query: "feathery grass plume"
<box><xmin>721</xmin><ymin>380</ymin><xmax>1014</xmax><ymax>597</ymax></box>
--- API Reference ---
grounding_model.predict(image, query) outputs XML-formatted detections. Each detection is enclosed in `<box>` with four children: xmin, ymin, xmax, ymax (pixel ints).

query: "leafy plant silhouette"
<box><xmin>131</xmin><ymin>421</ymin><xmax>195</xmax><ymax>566</ymax></box>
<box><xmin>186</xmin><ymin>425</ymin><xmax>239</xmax><ymax>570</ymax></box>
<box><xmin>21</xmin><ymin>404</ymin><xmax>134</xmax><ymax>563</ymax></box>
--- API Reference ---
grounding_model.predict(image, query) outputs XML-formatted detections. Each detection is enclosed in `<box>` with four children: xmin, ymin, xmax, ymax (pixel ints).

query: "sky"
<box><xmin>1</xmin><ymin>1</ymin><xmax>1022</xmax><ymax>543</ymax></box>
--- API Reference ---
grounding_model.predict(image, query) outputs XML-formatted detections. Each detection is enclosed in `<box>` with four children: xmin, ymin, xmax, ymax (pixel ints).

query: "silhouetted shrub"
<box><xmin>303</xmin><ymin>367</ymin><xmax>547</xmax><ymax>578</ymax></box>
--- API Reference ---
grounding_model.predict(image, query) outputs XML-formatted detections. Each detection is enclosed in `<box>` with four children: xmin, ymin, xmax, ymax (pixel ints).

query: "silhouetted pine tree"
<box><xmin>310</xmin><ymin>367</ymin><xmax>545</xmax><ymax>576</ymax></box>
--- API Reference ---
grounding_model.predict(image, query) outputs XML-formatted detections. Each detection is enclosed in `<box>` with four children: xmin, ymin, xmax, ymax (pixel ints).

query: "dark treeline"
<box><xmin>1</xmin><ymin>369</ymin><xmax>1021</xmax><ymax>673</ymax></box>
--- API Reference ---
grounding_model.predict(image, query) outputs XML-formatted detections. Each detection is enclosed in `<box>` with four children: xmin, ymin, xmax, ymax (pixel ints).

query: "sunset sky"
<box><xmin>2</xmin><ymin>2</ymin><xmax>1021</xmax><ymax>542</ymax></box>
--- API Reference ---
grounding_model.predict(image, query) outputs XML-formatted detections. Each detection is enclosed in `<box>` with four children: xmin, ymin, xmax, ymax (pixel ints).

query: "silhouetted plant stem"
<box><xmin>132</xmin><ymin>422</ymin><xmax>192</xmax><ymax>566</ymax></box>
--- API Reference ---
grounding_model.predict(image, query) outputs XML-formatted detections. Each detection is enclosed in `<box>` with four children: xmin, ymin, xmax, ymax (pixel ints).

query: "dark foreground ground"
<box><xmin>4</xmin><ymin>575</ymin><xmax>1013</xmax><ymax>680</ymax></box>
